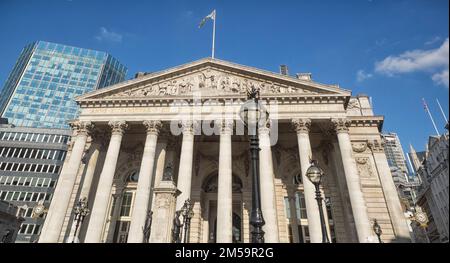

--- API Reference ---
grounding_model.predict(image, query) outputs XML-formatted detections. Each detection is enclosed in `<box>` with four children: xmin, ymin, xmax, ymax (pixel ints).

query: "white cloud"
<box><xmin>95</xmin><ymin>27</ymin><xmax>123</xmax><ymax>43</ymax></box>
<box><xmin>425</xmin><ymin>36</ymin><xmax>442</xmax><ymax>45</ymax></box>
<box><xmin>432</xmin><ymin>69</ymin><xmax>449</xmax><ymax>87</ymax></box>
<box><xmin>375</xmin><ymin>38</ymin><xmax>449</xmax><ymax>87</ymax></box>
<box><xmin>356</xmin><ymin>70</ymin><xmax>373</xmax><ymax>82</ymax></box>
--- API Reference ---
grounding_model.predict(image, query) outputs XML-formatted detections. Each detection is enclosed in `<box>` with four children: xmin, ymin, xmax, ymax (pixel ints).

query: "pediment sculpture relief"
<box><xmin>105</xmin><ymin>69</ymin><xmax>320</xmax><ymax>99</ymax></box>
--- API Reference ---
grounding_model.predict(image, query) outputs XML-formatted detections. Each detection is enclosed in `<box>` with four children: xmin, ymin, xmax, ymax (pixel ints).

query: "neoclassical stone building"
<box><xmin>38</xmin><ymin>58</ymin><xmax>411</xmax><ymax>243</ymax></box>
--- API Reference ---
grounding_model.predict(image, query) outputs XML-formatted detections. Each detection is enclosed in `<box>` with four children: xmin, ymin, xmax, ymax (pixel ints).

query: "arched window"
<box><xmin>203</xmin><ymin>174</ymin><xmax>243</xmax><ymax>193</ymax></box>
<box><xmin>126</xmin><ymin>170</ymin><xmax>139</xmax><ymax>183</ymax></box>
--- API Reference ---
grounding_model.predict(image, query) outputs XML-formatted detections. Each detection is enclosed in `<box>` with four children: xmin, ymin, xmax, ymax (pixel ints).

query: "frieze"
<box><xmin>103</xmin><ymin>69</ymin><xmax>319</xmax><ymax>99</ymax></box>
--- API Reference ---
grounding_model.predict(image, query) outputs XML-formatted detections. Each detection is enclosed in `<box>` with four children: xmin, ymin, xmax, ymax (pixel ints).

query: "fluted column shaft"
<box><xmin>369</xmin><ymin>140</ymin><xmax>411</xmax><ymax>242</ymax></box>
<box><xmin>176</xmin><ymin>121</ymin><xmax>196</xmax><ymax>211</ymax></box>
<box><xmin>291</xmin><ymin>118</ymin><xmax>322</xmax><ymax>243</ymax></box>
<box><xmin>85</xmin><ymin>121</ymin><xmax>128</xmax><ymax>243</ymax></box>
<box><xmin>332</xmin><ymin>118</ymin><xmax>373</xmax><ymax>243</ymax></box>
<box><xmin>39</xmin><ymin>121</ymin><xmax>93</xmax><ymax>243</ymax></box>
<box><xmin>216</xmin><ymin>119</ymin><xmax>233</xmax><ymax>243</ymax></box>
<box><xmin>258</xmin><ymin>122</ymin><xmax>280</xmax><ymax>242</ymax></box>
<box><xmin>128</xmin><ymin>120</ymin><xmax>162</xmax><ymax>243</ymax></box>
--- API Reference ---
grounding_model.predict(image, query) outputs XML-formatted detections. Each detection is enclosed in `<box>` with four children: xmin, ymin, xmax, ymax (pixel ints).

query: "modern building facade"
<box><xmin>411</xmin><ymin>131</ymin><xmax>449</xmax><ymax>243</ymax></box>
<box><xmin>0</xmin><ymin>121</ymin><xmax>71</xmax><ymax>242</ymax></box>
<box><xmin>0</xmin><ymin>41</ymin><xmax>128</xmax><ymax>129</ymax></box>
<box><xmin>381</xmin><ymin>133</ymin><xmax>419</xmax><ymax>210</ymax></box>
<box><xmin>38</xmin><ymin>58</ymin><xmax>411</xmax><ymax>243</ymax></box>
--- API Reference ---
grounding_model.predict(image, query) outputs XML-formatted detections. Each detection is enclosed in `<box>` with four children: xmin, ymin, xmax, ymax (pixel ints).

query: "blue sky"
<box><xmin>0</xmin><ymin>0</ymin><xmax>448</xmax><ymax>157</ymax></box>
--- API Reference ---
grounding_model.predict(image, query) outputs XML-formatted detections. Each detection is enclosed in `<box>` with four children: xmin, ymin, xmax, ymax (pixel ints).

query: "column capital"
<box><xmin>258</xmin><ymin>119</ymin><xmax>272</xmax><ymax>135</ymax></box>
<box><xmin>331</xmin><ymin>118</ymin><xmax>351</xmax><ymax>133</ymax></box>
<box><xmin>217</xmin><ymin>119</ymin><xmax>234</xmax><ymax>134</ymax></box>
<box><xmin>108</xmin><ymin>120</ymin><xmax>129</xmax><ymax>136</ymax></box>
<box><xmin>291</xmin><ymin>118</ymin><xmax>311</xmax><ymax>134</ymax></box>
<box><xmin>180</xmin><ymin>120</ymin><xmax>200</xmax><ymax>135</ymax></box>
<box><xmin>367</xmin><ymin>139</ymin><xmax>385</xmax><ymax>153</ymax></box>
<box><xmin>143</xmin><ymin>120</ymin><xmax>163</xmax><ymax>135</ymax></box>
<box><xmin>69</xmin><ymin>120</ymin><xmax>94</xmax><ymax>136</ymax></box>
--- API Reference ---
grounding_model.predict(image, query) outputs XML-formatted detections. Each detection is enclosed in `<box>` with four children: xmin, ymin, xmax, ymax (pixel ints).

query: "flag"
<box><xmin>199</xmin><ymin>10</ymin><xmax>216</xmax><ymax>28</ymax></box>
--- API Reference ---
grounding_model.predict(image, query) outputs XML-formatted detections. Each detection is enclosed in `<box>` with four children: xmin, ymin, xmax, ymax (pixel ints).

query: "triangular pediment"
<box><xmin>76</xmin><ymin>58</ymin><xmax>351</xmax><ymax>102</ymax></box>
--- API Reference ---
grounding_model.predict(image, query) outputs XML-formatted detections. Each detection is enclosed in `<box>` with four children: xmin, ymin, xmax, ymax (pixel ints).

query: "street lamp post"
<box><xmin>372</xmin><ymin>219</ymin><xmax>383</xmax><ymax>243</ymax></box>
<box><xmin>72</xmin><ymin>197</ymin><xmax>89</xmax><ymax>243</ymax></box>
<box><xmin>305</xmin><ymin>160</ymin><xmax>330</xmax><ymax>243</ymax></box>
<box><xmin>239</xmin><ymin>87</ymin><xmax>268</xmax><ymax>243</ymax></box>
<box><xmin>181</xmin><ymin>199</ymin><xmax>194</xmax><ymax>243</ymax></box>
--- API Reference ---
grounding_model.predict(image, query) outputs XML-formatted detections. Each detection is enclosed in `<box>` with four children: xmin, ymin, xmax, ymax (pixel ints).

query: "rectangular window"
<box><xmin>36</xmin><ymin>178</ymin><xmax>44</xmax><ymax>187</ymax></box>
<box><xmin>119</xmin><ymin>192</ymin><xmax>133</xmax><ymax>217</ymax></box>
<box><xmin>31</xmin><ymin>193</ymin><xmax>38</xmax><ymax>201</ymax></box>
<box><xmin>5</xmin><ymin>192</ymin><xmax>13</xmax><ymax>201</ymax></box>
<box><xmin>12</xmin><ymin>192</ymin><xmax>20</xmax><ymax>201</ymax></box>
<box><xmin>25</xmin><ymin>192</ymin><xmax>32</xmax><ymax>201</ymax></box>
<box><xmin>26</xmin><ymin>224</ymin><xmax>34</xmax><ymax>234</ymax></box>
<box><xmin>33</xmin><ymin>224</ymin><xmax>41</xmax><ymax>235</ymax></box>
<box><xmin>19</xmin><ymin>224</ymin><xmax>28</xmax><ymax>234</ymax></box>
<box><xmin>6</xmin><ymin>163</ymin><xmax>13</xmax><ymax>171</ymax></box>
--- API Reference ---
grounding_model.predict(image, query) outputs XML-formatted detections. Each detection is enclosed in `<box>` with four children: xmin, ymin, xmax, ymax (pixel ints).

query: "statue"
<box><xmin>172</xmin><ymin>210</ymin><xmax>183</xmax><ymax>243</ymax></box>
<box><xmin>162</xmin><ymin>163</ymin><xmax>174</xmax><ymax>181</ymax></box>
<box><xmin>142</xmin><ymin>211</ymin><xmax>153</xmax><ymax>243</ymax></box>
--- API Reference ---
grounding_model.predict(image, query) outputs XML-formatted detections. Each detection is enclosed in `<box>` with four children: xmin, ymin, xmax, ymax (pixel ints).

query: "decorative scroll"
<box><xmin>352</xmin><ymin>142</ymin><xmax>368</xmax><ymax>153</ymax></box>
<box><xmin>291</xmin><ymin>118</ymin><xmax>311</xmax><ymax>134</ymax></box>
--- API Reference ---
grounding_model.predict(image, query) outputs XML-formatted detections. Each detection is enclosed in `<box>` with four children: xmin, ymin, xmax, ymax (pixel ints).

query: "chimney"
<box><xmin>296</xmin><ymin>73</ymin><xmax>312</xmax><ymax>81</ymax></box>
<box><xmin>280</xmin><ymin>65</ymin><xmax>289</xmax><ymax>76</ymax></box>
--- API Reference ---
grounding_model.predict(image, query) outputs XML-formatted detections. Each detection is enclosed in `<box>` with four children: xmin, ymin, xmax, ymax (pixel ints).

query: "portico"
<box><xmin>38</xmin><ymin>58</ymin><xmax>411</xmax><ymax>243</ymax></box>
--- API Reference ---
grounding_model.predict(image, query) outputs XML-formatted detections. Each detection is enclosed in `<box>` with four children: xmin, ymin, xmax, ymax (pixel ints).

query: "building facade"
<box><xmin>0</xmin><ymin>41</ymin><xmax>128</xmax><ymax>129</ymax></box>
<box><xmin>0</xmin><ymin>121</ymin><xmax>71</xmax><ymax>242</ymax></box>
<box><xmin>411</xmin><ymin>132</ymin><xmax>449</xmax><ymax>243</ymax></box>
<box><xmin>39</xmin><ymin>58</ymin><xmax>411</xmax><ymax>243</ymax></box>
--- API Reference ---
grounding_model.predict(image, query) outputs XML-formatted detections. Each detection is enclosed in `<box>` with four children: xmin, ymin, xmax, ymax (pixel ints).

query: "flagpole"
<box><xmin>423</xmin><ymin>98</ymin><xmax>440</xmax><ymax>135</ymax></box>
<box><xmin>212</xmin><ymin>10</ymin><xmax>216</xmax><ymax>59</ymax></box>
<box><xmin>436</xmin><ymin>98</ymin><xmax>448</xmax><ymax>123</ymax></box>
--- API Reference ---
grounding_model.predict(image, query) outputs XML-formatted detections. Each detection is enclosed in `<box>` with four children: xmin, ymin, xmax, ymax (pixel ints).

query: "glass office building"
<box><xmin>0</xmin><ymin>41</ymin><xmax>128</xmax><ymax>129</ymax></box>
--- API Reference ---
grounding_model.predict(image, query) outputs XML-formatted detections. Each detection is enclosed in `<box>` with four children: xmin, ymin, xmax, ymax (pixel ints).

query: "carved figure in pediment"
<box><xmin>198</xmin><ymin>74</ymin><xmax>205</xmax><ymax>89</ymax></box>
<box><xmin>158</xmin><ymin>82</ymin><xmax>168</xmax><ymax>95</ymax></box>
<box><xmin>231</xmin><ymin>77</ymin><xmax>241</xmax><ymax>93</ymax></box>
<box><xmin>270</xmin><ymin>84</ymin><xmax>280</xmax><ymax>93</ymax></box>
<box><xmin>220</xmin><ymin>75</ymin><xmax>231</xmax><ymax>92</ymax></box>
<box><xmin>179</xmin><ymin>77</ymin><xmax>194</xmax><ymax>94</ymax></box>
<box><xmin>167</xmin><ymin>80</ymin><xmax>179</xmax><ymax>95</ymax></box>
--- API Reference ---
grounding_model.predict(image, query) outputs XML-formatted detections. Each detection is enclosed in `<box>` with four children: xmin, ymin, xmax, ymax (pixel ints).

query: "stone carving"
<box><xmin>291</xmin><ymin>118</ymin><xmax>311</xmax><ymax>134</ymax></box>
<box><xmin>347</xmin><ymin>99</ymin><xmax>361</xmax><ymax>110</ymax></box>
<box><xmin>356</xmin><ymin>157</ymin><xmax>373</xmax><ymax>177</ymax></box>
<box><xmin>331</xmin><ymin>118</ymin><xmax>350</xmax><ymax>133</ymax></box>
<box><xmin>105</xmin><ymin>69</ymin><xmax>319</xmax><ymax>99</ymax></box>
<box><xmin>143</xmin><ymin>120</ymin><xmax>163</xmax><ymax>135</ymax></box>
<box><xmin>155</xmin><ymin>195</ymin><xmax>170</xmax><ymax>208</ymax></box>
<box><xmin>352</xmin><ymin>142</ymin><xmax>368</xmax><ymax>153</ymax></box>
<box><xmin>368</xmin><ymin>140</ymin><xmax>385</xmax><ymax>153</ymax></box>
<box><xmin>108</xmin><ymin>120</ymin><xmax>128</xmax><ymax>135</ymax></box>
<box><xmin>69</xmin><ymin>121</ymin><xmax>94</xmax><ymax>136</ymax></box>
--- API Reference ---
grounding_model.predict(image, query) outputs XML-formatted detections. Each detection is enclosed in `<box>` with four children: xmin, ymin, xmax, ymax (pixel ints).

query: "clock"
<box><xmin>33</xmin><ymin>205</ymin><xmax>45</xmax><ymax>217</ymax></box>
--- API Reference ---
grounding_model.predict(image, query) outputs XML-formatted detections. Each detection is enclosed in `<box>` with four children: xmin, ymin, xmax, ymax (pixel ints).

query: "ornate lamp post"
<box><xmin>305</xmin><ymin>160</ymin><xmax>330</xmax><ymax>243</ymax></box>
<box><xmin>372</xmin><ymin>219</ymin><xmax>383</xmax><ymax>243</ymax></box>
<box><xmin>181</xmin><ymin>199</ymin><xmax>194</xmax><ymax>243</ymax></box>
<box><xmin>239</xmin><ymin>87</ymin><xmax>268</xmax><ymax>243</ymax></box>
<box><xmin>72</xmin><ymin>197</ymin><xmax>89</xmax><ymax>243</ymax></box>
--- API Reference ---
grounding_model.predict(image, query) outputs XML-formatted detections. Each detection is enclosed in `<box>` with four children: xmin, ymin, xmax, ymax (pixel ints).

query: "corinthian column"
<box><xmin>368</xmin><ymin>139</ymin><xmax>411</xmax><ymax>242</ymax></box>
<box><xmin>216</xmin><ymin>119</ymin><xmax>233</xmax><ymax>243</ymax></box>
<box><xmin>85</xmin><ymin>121</ymin><xmax>128</xmax><ymax>243</ymax></box>
<box><xmin>291</xmin><ymin>118</ymin><xmax>322</xmax><ymax>243</ymax></box>
<box><xmin>176</xmin><ymin>120</ymin><xmax>196</xmax><ymax>211</ymax></box>
<box><xmin>258</xmin><ymin>121</ymin><xmax>279</xmax><ymax>242</ymax></box>
<box><xmin>39</xmin><ymin>121</ymin><xmax>93</xmax><ymax>243</ymax></box>
<box><xmin>331</xmin><ymin>118</ymin><xmax>373</xmax><ymax>243</ymax></box>
<box><xmin>128</xmin><ymin>120</ymin><xmax>162</xmax><ymax>243</ymax></box>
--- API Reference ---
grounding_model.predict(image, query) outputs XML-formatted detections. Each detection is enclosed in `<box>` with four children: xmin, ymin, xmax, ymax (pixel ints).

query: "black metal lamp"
<box><xmin>306</xmin><ymin>160</ymin><xmax>330</xmax><ymax>243</ymax></box>
<box><xmin>239</xmin><ymin>86</ymin><xmax>267</xmax><ymax>243</ymax></box>
<box><xmin>182</xmin><ymin>199</ymin><xmax>194</xmax><ymax>243</ymax></box>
